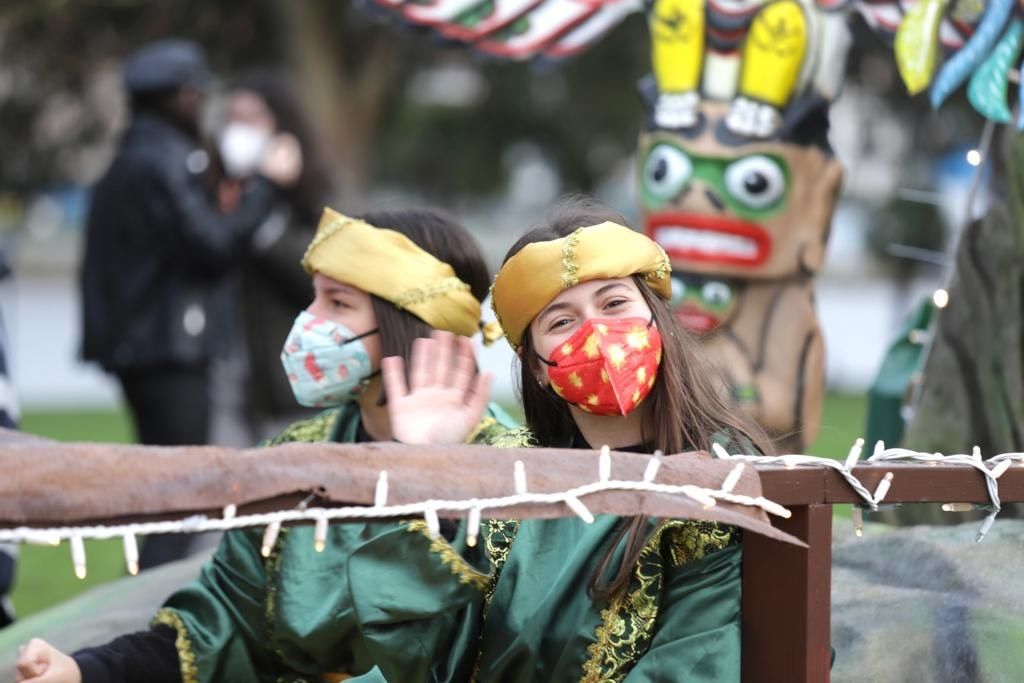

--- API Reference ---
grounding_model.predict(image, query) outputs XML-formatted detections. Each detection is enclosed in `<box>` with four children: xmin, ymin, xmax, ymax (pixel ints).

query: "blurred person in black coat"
<box><xmin>79</xmin><ymin>39</ymin><xmax>301</xmax><ymax>570</ymax></box>
<box><xmin>211</xmin><ymin>72</ymin><xmax>335</xmax><ymax>445</ymax></box>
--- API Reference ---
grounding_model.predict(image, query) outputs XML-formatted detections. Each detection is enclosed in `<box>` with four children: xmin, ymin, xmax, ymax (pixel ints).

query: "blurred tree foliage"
<box><xmin>0</xmin><ymin>0</ymin><xmax>649</xmax><ymax>202</ymax></box>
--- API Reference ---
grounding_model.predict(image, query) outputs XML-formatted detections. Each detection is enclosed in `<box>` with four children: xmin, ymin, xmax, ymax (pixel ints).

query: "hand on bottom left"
<box><xmin>15</xmin><ymin>639</ymin><xmax>81</xmax><ymax>683</ymax></box>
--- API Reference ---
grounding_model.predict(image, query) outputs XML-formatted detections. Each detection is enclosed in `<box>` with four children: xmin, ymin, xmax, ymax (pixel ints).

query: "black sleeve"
<box><xmin>248</xmin><ymin>208</ymin><xmax>316</xmax><ymax>305</ymax></box>
<box><xmin>72</xmin><ymin>625</ymin><xmax>180</xmax><ymax>683</ymax></box>
<box><xmin>140</xmin><ymin>160</ymin><xmax>276</xmax><ymax>275</ymax></box>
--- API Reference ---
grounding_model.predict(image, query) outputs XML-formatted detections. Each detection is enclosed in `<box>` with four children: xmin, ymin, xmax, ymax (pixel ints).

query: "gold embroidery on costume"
<box><xmin>481</xmin><ymin>519</ymin><xmax>520</xmax><ymax>609</ymax></box>
<box><xmin>261</xmin><ymin>409</ymin><xmax>338</xmax><ymax>446</ymax></box>
<box><xmin>580</xmin><ymin>520</ymin><xmax>736</xmax><ymax>682</ymax></box>
<box><xmin>407</xmin><ymin>520</ymin><xmax>491</xmax><ymax>591</ymax></box>
<box><xmin>470</xmin><ymin>518</ymin><xmax>522</xmax><ymax>682</ymax></box>
<box><xmin>465</xmin><ymin>416</ymin><xmax>498</xmax><ymax>445</ymax></box>
<box><xmin>484</xmin><ymin>426</ymin><xmax>536</xmax><ymax>449</ymax></box>
<box><xmin>392</xmin><ymin>277</ymin><xmax>472</xmax><ymax>308</ymax></box>
<box><xmin>264</xmin><ymin>527</ymin><xmax>291</xmax><ymax>664</ymax></box>
<box><xmin>561</xmin><ymin>228</ymin><xmax>584</xmax><ymax>288</ymax></box>
<box><xmin>152</xmin><ymin>608</ymin><xmax>200</xmax><ymax>683</ymax></box>
<box><xmin>665</xmin><ymin>519</ymin><xmax>735</xmax><ymax>567</ymax></box>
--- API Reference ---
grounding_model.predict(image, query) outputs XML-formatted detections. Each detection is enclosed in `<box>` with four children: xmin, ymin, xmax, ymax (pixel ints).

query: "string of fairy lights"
<box><xmin>713</xmin><ymin>439</ymin><xmax>1024</xmax><ymax>542</ymax></box>
<box><xmin>3</xmin><ymin>441</ymin><xmax>1022</xmax><ymax>578</ymax></box>
<box><xmin>0</xmin><ymin>446</ymin><xmax>786</xmax><ymax>579</ymax></box>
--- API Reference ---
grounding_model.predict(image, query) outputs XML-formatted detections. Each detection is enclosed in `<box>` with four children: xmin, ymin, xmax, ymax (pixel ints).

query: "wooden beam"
<box><xmin>742</xmin><ymin>503</ymin><xmax>833</xmax><ymax>683</ymax></box>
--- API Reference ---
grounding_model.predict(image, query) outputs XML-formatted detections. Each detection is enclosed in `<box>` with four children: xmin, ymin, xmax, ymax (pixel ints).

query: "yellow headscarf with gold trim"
<box><xmin>491</xmin><ymin>221</ymin><xmax>672</xmax><ymax>347</ymax></box>
<box><xmin>303</xmin><ymin>207</ymin><xmax>497</xmax><ymax>340</ymax></box>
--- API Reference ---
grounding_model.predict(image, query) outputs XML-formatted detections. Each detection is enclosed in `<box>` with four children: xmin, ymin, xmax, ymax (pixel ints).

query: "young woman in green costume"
<box><xmin>16</xmin><ymin>207</ymin><xmax>517</xmax><ymax>683</ymax></box>
<box><xmin>377</xmin><ymin>197</ymin><xmax>769</xmax><ymax>682</ymax></box>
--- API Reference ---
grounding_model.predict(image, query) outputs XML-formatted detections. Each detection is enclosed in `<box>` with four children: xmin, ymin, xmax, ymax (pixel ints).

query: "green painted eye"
<box><xmin>643</xmin><ymin>143</ymin><xmax>693</xmax><ymax>203</ymax></box>
<box><xmin>723</xmin><ymin>154</ymin><xmax>786</xmax><ymax>210</ymax></box>
<box><xmin>701</xmin><ymin>280</ymin><xmax>733</xmax><ymax>311</ymax></box>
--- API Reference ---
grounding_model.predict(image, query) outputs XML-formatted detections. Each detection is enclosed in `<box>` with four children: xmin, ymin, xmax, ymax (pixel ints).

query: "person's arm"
<box><xmin>134</xmin><ymin>132</ymin><xmax>301</xmax><ymax>276</ymax></box>
<box><xmin>139</xmin><ymin>159</ymin><xmax>276</xmax><ymax>275</ymax></box>
<box><xmin>70</xmin><ymin>626</ymin><xmax>180</xmax><ymax>683</ymax></box>
<box><xmin>248</xmin><ymin>207</ymin><xmax>317</xmax><ymax>304</ymax></box>
<box><xmin>16</xmin><ymin>529</ymin><xmax>274</xmax><ymax>683</ymax></box>
<box><xmin>15</xmin><ymin>627</ymin><xmax>178</xmax><ymax>683</ymax></box>
<box><xmin>622</xmin><ymin>537</ymin><xmax>742</xmax><ymax>682</ymax></box>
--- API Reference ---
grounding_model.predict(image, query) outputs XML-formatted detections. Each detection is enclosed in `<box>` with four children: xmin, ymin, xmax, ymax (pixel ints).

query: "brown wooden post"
<box><xmin>742</xmin><ymin>503</ymin><xmax>832</xmax><ymax>683</ymax></box>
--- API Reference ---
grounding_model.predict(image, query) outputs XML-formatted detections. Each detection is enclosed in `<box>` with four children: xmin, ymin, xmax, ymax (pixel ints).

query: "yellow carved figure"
<box><xmin>651</xmin><ymin>0</ymin><xmax>706</xmax><ymax>94</ymax></box>
<box><xmin>738</xmin><ymin>0</ymin><xmax>807</xmax><ymax>108</ymax></box>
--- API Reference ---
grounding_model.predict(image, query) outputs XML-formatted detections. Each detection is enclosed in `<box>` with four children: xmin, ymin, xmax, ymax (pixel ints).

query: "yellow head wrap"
<box><xmin>491</xmin><ymin>221</ymin><xmax>672</xmax><ymax>347</ymax></box>
<box><xmin>303</xmin><ymin>208</ymin><xmax>497</xmax><ymax>341</ymax></box>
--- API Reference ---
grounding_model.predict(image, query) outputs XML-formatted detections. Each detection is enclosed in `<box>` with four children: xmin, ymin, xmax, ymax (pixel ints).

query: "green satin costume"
<box><xmin>154</xmin><ymin>404</ymin><xmax>742</xmax><ymax>683</ymax></box>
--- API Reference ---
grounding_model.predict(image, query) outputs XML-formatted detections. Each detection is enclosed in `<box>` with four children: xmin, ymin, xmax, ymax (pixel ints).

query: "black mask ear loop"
<box><xmin>340</xmin><ymin>328</ymin><xmax>382</xmax><ymax>398</ymax></box>
<box><xmin>531</xmin><ymin>352</ymin><xmax>565</xmax><ymax>400</ymax></box>
<box><xmin>342</xmin><ymin>328</ymin><xmax>380</xmax><ymax>346</ymax></box>
<box><xmin>534</xmin><ymin>353</ymin><xmax>556</xmax><ymax>368</ymax></box>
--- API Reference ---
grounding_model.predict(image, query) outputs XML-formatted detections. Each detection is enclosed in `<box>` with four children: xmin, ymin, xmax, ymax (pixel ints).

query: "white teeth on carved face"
<box><xmin>655</xmin><ymin>226</ymin><xmax>759</xmax><ymax>260</ymax></box>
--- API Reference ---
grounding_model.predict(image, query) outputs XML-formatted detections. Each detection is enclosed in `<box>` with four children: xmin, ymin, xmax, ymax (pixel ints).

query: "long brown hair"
<box><xmin>504</xmin><ymin>196</ymin><xmax>771</xmax><ymax>602</ymax></box>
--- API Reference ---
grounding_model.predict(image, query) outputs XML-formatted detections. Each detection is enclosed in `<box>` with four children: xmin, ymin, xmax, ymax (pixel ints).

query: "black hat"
<box><xmin>123</xmin><ymin>39</ymin><xmax>210</xmax><ymax>94</ymax></box>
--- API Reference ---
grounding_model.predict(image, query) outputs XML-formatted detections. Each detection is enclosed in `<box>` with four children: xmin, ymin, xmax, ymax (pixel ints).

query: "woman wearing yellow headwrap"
<box><xmin>377</xmin><ymin>197</ymin><xmax>770</xmax><ymax>681</ymax></box>
<box><xmin>17</xmin><ymin>207</ymin><xmax>519</xmax><ymax>683</ymax></box>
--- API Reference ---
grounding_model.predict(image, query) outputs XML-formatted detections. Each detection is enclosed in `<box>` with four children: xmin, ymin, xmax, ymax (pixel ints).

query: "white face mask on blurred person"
<box><xmin>218</xmin><ymin>122</ymin><xmax>271</xmax><ymax>177</ymax></box>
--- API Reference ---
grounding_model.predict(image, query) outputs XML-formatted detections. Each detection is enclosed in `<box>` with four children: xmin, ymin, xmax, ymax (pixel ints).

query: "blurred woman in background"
<box><xmin>213</xmin><ymin>71</ymin><xmax>337</xmax><ymax>446</ymax></box>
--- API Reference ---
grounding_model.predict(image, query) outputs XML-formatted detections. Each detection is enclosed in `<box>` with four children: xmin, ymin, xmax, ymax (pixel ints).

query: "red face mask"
<box><xmin>540</xmin><ymin>317</ymin><xmax>663</xmax><ymax>416</ymax></box>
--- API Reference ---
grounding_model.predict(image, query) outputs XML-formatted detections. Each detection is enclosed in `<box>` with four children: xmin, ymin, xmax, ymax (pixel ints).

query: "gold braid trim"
<box><xmin>579</xmin><ymin>520</ymin><xmax>736</xmax><ymax>683</ymax></box>
<box><xmin>152</xmin><ymin>608</ymin><xmax>199</xmax><ymax>683</ymax></box>
<box><xmin>561</xmin><ymin>228</ymin><xmax>584</xmax><ymax>289</ymax></box>
<box><xmin>406</xmin><ymin>520</ymin><xmax>491</xmax><ymax>591</ymax></box>
<box><xmin>392</xmin><ymin>277</ymin><xmax>471</xmax><ymax>308</ymax></box>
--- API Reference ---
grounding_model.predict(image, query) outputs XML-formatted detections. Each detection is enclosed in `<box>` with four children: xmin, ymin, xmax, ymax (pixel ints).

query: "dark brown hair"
<box><xmin>503</xmin><ymin>196</ymin><xmax>772</xmax><ymax>602</ymax></box>
<box><xmin>233</xmin><ymin>71</ymin><xmax>335</xmax><ymax>224</ymax></box>
<box><xmin>358</xmin><ymin>208</ymin><xmax>490</xmax><ymax>402</ymax></box>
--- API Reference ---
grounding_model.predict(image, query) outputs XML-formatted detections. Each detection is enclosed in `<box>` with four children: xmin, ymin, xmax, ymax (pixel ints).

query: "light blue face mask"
<box><xmin>280</xmin><ymin>311</ymin><xmax>378</xmax><ymax>408</ymax></box>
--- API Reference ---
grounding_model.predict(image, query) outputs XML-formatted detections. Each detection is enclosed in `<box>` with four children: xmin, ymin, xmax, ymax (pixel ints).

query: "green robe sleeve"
<box><xmin>623</xmin><ymin>542</ymin><xmax>742</xmax><ymax>683</ymax></box>
<box><xmin>158</xmin><ymin>522</ymin><xmax>493</xmax><ymax>682</ymax></box>
<box><xmin>154</xmin><ymin>529</ymin><xmax>276</xmax><ymax>683</ymax></box>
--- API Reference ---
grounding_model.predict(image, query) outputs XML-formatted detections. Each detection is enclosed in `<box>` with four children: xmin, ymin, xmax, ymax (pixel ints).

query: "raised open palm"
<box><xmin>382</xmin><ymin>331</ymin><xmax>493</xmax><ymax>445</ymax></box>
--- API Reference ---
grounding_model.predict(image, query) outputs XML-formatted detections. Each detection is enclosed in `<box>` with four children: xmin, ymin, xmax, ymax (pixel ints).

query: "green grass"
<box><xmin>8</xmin><ymin>395</ymin><xmax>869</xmax><ymax>618</ymax></box>
<box><xmin>19</xmin><ymin>409</ymin><xmax>134</xmax><ymax>444</ymax></box>
<box><xmin>11</xmin><ymin>408</ymin><xmax>135</xmax><ymax>618</ymax></box>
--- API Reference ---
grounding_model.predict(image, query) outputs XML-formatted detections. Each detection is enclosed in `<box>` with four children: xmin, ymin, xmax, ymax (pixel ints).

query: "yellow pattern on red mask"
<box><xmin>544</xmin><ymin>317</ymin><xmax>663</xmax><ymax>417</ymax></box>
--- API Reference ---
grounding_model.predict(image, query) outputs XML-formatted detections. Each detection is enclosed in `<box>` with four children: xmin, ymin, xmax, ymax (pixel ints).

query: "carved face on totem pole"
<box><xmin>639</xmin><ymin>0</ymin><xmax>848</xmax><ymax>450</ymax></box>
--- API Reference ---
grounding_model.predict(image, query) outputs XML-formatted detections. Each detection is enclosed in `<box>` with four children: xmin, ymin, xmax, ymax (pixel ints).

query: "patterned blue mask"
<box><xmin>280</xmin><ymin>311</ymin><xmax>378</xmax><ymax>408</ymax></box>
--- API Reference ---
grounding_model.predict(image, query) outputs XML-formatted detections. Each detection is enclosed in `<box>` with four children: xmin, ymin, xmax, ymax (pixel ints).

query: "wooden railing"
<box><xmin>744</xmin><ymin>463</ymin><xmax>1024</xmax><ymax>682</ymax></box>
